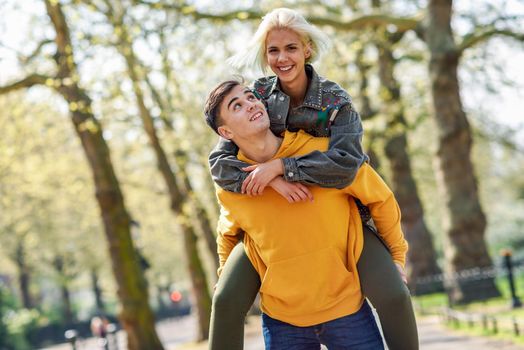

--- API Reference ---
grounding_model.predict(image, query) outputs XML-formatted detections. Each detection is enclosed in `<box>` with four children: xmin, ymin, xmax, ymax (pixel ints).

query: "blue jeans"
<box><xmin>262</xmin><ymin>301</ymin><xmax>384</xmax><ymax>350</ymax></box>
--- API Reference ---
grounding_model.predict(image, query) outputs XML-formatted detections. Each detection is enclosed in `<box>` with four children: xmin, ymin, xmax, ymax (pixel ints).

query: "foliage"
<box><xmin>0</xmin><ymin>0</ymin><xmax>523</xmax><ymax>336</ymax></box>
<box><xmin>0</xmin><ymin>286</ymin><xmax>10</xmax><ymax>349</ymax></box>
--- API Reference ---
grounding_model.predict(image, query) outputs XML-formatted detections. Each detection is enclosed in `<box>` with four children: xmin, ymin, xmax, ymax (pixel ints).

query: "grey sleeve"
<box><xmin>208</xmin><ymin>137</ymin><xmax>250</xmax><ymax>193</ymax></box>
<box><xmin>281</xmin><ymin>104</ymin><xmax>368</xmax><ymax>189</ymax></box>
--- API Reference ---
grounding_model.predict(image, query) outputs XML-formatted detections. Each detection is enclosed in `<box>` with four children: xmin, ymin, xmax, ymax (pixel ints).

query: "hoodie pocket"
<box><xmin>259</xmin><ymin>247</ymin><xmax>354</xmax><ymax>317</ymax></box>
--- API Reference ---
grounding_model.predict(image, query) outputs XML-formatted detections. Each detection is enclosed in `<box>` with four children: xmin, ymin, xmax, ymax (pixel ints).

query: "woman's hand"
<box><xmin>241</xmin><ymin>159</ymin><xmax>284</xmax><ymax>195</ymax></box>
<box><xmin>269</xmin><ymin>177</ymin><xmax>313</xmax><ymax>203</ymax></box>
<box><xmin>395</xmin><ymin>262</ymin><xmax>408</xmax><ymax>284</ymax></box>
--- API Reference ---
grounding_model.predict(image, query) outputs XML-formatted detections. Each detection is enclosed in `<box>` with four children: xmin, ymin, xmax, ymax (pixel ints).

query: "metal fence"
<box><xmin>413</xmin><ymin>253</ymin><xmax>524</xmax><ymax>302</ymax></box>
<box><xmin>413</xmin><ymin>252</ymin><xmax>524</xmax><ymax>338</ymax></box>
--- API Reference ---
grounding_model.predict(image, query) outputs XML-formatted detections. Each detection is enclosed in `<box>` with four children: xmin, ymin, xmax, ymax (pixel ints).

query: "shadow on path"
<box><xmin>41</xmin><ymin>314</ymin><xmax>524</xmax><ymax>350</ymax></box>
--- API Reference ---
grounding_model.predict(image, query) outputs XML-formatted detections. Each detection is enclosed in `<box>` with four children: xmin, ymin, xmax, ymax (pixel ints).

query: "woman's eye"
<box><xmin>233</xmin><ymin>103</ymin><xmax>241</xmax><ymax>110</ymax></box>
<box><xmin>248</xmin><ymin>95</ymin><xmax>256</xmax><ymax>100</ymax></box>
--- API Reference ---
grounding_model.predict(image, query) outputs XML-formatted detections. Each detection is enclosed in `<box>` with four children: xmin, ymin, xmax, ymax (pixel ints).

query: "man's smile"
<box><xmin>250</xmin><ymin>111</ymin><xmax>263</xmax><ymax>121</ymax></box>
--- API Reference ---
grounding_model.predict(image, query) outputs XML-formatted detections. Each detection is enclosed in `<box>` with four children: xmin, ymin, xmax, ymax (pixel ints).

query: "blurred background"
<box><xmin>0</xmin><ymin>0</ymin><xmax>523</xmax><ymax>349</ymax></box>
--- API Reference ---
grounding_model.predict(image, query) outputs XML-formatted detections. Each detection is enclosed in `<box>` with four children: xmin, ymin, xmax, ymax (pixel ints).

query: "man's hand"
<box><xmin>269</xmin><ymin>177</ymin><xmax>313</xmax><ymax>203</ymax></box>
<box><xmin>395</xmin><ymin>262</ymin><xmax>408</xmax><ymax>284</ymax></box>
<box><xmin>241</xmin><ymin>159</ymin><xmax>284</xmax><ymax>195</ymax></box>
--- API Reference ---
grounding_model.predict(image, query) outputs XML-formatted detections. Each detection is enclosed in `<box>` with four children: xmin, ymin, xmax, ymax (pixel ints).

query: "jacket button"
<box><xmin>277</xmin><ymin>114</ymin><xmax>282</xmax><ymax>119</ymax></box>
<box><xmin>279</xmin><ymin>96</ymin><xmax>285</xmax><ymax>101</ymax></box>
<box><xmin>288</xmin><ymin>172</ymin><xmax>294</xmax><ymax>177</ymax></box>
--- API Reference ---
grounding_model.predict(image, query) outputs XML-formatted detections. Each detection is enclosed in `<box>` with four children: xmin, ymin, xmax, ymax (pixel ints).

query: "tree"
<box><xmin>78</xmin><ymin>0</ymin><xmax>213</xmax><ymax>339</ymax></box>
<box><xmin>423</xmin><ymin>0</ymin><xmax>498</xmax><ymax>302</ymax></box>
<box><xmin>0</xmin><ymin>1</ymin><xmax>163</xmax><ymax>347</ymax></box>
<box><xmin>368</xmin><ymin>0</ymin><xmax>442</xmax><ymax>290</ymax></box>
<box><xmin>337</xmin><ymin>0</ymin><xmax>442</xmax><ymax>290</ymax></box>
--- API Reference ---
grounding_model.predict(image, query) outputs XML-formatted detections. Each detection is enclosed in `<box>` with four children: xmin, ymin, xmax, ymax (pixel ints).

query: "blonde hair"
<box><xmin>228</xmin><ymin>8</ymin><xmax>331</xmax><ymax>73</ymax></box>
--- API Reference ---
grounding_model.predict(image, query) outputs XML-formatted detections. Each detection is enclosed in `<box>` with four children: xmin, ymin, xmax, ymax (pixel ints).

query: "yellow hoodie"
<box><xmin>216</xmin><ymin>130</ymin><xmax>408</xmax><ymax>326</ymax></box>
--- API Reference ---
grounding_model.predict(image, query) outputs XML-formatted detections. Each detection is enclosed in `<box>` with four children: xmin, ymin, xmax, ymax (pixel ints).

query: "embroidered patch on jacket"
<box><xmin>255</xmin><ymin>86</ymin><xmax>267</xmax><ymax>98</ymax></box>
<box><xmin>316</xmin><ymin>107</ymin><xmax>329</xmax><ymax>128</ymax></box>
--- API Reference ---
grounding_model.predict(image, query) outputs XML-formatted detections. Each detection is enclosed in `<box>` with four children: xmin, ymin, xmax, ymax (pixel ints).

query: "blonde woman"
<box><xmin>208</xmin><ymin>8</ymin><xmax>418</xmax><ymax>350</ymax></box>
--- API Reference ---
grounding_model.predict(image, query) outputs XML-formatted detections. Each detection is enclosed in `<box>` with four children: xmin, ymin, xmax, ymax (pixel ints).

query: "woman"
<box><xmin>208</xmin><ymin>8</ymin><xmax>418</xmax><ymax>350</ymax></box>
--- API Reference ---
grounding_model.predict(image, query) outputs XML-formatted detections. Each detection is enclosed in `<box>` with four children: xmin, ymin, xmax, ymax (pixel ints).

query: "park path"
<box><xmin>172</xmin><ymin>314</ymin><xmax>524</xmax><ymax>350</ymax></box>
<box><xmin>42</xmin><ymin>313</ymin><xmax>524</xmax><ymax>350</ymax></box>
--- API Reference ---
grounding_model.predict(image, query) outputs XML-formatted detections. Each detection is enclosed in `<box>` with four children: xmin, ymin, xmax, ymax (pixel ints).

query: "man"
<box><xmin>204</xmin><ymin>79</ymin><xmax>408</xmax><ymax>349</ymax></box>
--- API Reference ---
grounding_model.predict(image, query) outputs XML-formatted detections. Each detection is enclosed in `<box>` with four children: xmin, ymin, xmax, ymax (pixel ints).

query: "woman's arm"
<box><xmin>209</xmin><ymin>138</ymin><xmax>251</xmax><ymax>193</ymax></box>
<box><xmin>241</xmin><ymin>104</ymin><xmax>367</xmax><ymax>195</ymax></box>
<box><xmin>281</xmin><ymin>104</ymin><xmax>367</xmax><ymax>189</ymax></box>
<box><xmin>345</xmin><ymin>163</ymin><xmax>408</xmax><ymax>266</ymax></box>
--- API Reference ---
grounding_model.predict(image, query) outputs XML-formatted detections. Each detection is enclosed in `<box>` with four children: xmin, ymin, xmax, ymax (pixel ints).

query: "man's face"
<box><xmin>217</xmin><ymin>85</ymin><xmax>270</xmax><ymax>140</ymax></box>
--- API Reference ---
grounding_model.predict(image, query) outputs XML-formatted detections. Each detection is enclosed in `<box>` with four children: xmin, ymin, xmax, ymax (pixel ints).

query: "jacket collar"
<box><xmin>268</xmin><ymin>64</ymin><xmax>323</xmax><ymax>110</ymax></box>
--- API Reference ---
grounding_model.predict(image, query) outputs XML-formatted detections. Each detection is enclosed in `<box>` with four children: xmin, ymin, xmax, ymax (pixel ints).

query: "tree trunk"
<box><xmin>52</xmin><ymin>256</ymin><xmax>75</xmax><ymax>324</ymax></box>
<box><xmin>91</xmin><ymin>269</ymin><xmax>105</xmax><ymax>312</ymax></box>
<box><xmin>156</xmin><ymin>285</ymin><xmax>167</xmax><ymax>311</ymax></box>
<box><xmin>182</xmin><ymin>222</ymin><xmax>212</xmax><ymax>340</ymax></box>
<box><xmin>174</xmin><ymin>150</ymin><xmax>220</xmax><ymax>276</ymax></box>
<box><xmin>0</xmin><ymin>287</ymin><xmax>10</xmax><ymax>349</ymax></box>
<box><xmin>43</xmin><ymin>1</ymin><xmax>164</xmax><ymax>348</ymax></box>
<box><xmin>107</xmin><ymin>9</ymin><xmax>212</xmax><ymax>339</ymax></box>
<box><xmin>376</xmin><ymin>37</ymin><xmax>443</xmax><ymax>292</ymax></box>
<box><xmin>425</xmin><ymin>0</ymin><xmax>499</xmax><ymax>303</ymax></box>
<box><xmin>15</xmin><ymin>241</ymin><xmax>33</xmax><ymax>309</ymax></box>
<box><xmin>60</xmin><ymin>285</ymin><xmax>74</xmax><ymax>324</ymax></box>
<box><xmin>149</xmin><ymin>28</ymin><xmax>221</xmax><ymax>271</ymax></box>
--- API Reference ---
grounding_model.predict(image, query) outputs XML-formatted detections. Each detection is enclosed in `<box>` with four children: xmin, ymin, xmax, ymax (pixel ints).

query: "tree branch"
<box><xmin>458</xmin><ymin>28</ymin><xmax>524</xmax><ymax>54</ymax></box>
<box><xmin>19</xmin><ymin>39</ymin><xmax>54</xmax><ymax>64</ymax></box>
<box><xmin>310</xmin><ymin>13</ymin><xmax>421</xmax><ymax>33</ymax></box>
<box><xmin>0</xmin><ymin>74</ymin><xmax>50</xmax><ymax>95</ymax></box>
<box><xmin>134</xmin><ymin>0</ymin><xmax>421</xmax><ymax>33</ymax></box>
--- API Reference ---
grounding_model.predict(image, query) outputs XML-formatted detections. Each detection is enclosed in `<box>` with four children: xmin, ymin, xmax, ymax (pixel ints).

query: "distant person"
<box><xmin>207</xmin><ymin>7</ymin><xmax>417</xmax><ymax>350</ymax></box>
<box><xmin>204</xmin><ymin>79</ymin><xmax>409</xmax><ymax>349</ymax></box>
<box><xmin>90</xmin><ymin>315</ymin><xmax>108</xmax><ymax>341</ymax></box>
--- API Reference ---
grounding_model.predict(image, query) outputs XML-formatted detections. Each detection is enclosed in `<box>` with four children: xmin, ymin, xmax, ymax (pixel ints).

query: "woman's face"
<box><xmin>265</xmin><ymin>29</ymin><xmax>310</xmax><ymax>85</ymax></box>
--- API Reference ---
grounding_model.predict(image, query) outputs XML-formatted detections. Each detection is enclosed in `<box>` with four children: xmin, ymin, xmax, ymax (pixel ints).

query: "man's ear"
<box><xmin>217</xmin><ymin>125</ymin><xmax>233</xmax><ymax>140</ymax></box>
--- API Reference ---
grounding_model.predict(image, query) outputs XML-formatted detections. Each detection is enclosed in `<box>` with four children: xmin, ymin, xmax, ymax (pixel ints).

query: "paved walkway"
<box><xmin>417</xmin><ymin>315</ymin><xmax>524</xmax><ymax>350</ymax></box>
<box><xmin>42</xmin><ymin>314</ymin><xmax>524</xmax><ymax>350</ymax></box>
<box><xmin>174</xmin><ymin>315</ymin><xmax>524</xmax><ymax>350</ymax></box>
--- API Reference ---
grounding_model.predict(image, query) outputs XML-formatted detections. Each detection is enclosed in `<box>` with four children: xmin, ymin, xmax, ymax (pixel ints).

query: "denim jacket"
<box><xmin>209</xmin><ymin>64</ymin><xmax>368</xmax><ymax>193</ymax></box>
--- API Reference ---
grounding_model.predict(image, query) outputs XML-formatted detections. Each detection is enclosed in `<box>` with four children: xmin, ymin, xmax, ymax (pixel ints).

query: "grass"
<box><xmin>413</xmin><ymin>271</ymin><xmax>524</xmax><ymax>344</ymax></box>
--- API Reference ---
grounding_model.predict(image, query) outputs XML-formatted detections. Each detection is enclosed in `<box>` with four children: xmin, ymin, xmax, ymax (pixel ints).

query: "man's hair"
<box><xmin>204</xmin><ymin>78</ymin><xmax>244</xmax><ymax>134</ymax></box>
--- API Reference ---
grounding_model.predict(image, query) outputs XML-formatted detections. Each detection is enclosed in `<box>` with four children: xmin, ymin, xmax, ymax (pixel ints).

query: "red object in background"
<box><xmin>170</xmin><ymin>290</ymin><xmax>182</xmax><ymax>303</ymax></box>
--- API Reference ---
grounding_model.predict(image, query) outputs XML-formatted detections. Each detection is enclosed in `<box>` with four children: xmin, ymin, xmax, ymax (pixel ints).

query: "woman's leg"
<box><xmin>208</xmin><ymin>243</ymin><xmax>261</xmax><ymax>350</ymax></box>
<box><xmin>357</xmin><ymin>225</ymin><xmax>419</xmax><ymax>350</ymax></box>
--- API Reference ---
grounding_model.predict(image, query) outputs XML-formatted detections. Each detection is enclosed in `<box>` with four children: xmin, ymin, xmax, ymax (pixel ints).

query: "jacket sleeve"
<box><xmin>209</xmin><ymin>137</ymin><xmax>250</xmax><ymax>193</ymax></box>
<box><xmin>215</xmin><ymin>195</ymin><xmax>244</xmax><ymax>276</ymax></box>
<box><xmin>344</xmin><ymin>163</ymin><xmax>408</xmax><ymax>266</ymax></box>
<box><xmin>281</xmin><ymin>104</ymin><xmax>367</xmax><ymax>189</ymax></box>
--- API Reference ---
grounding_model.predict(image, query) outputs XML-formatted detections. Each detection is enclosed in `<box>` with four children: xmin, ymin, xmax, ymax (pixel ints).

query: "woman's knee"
<box><xmin>213</xmin><ymin>287</ymin><xmax>238</xmax><ymax>313</ymax></box>
<box><xmin>375</xmin><ymin>283</ymin><xmax>412</xmax><ymax>309</ymax></box>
